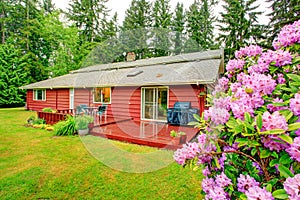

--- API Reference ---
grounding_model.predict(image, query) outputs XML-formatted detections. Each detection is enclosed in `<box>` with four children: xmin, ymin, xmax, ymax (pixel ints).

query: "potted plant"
<box><xmin>170</xmin><ymin>130</ymin><xmax>187</xmax><ymax>144</ymax></box>
<box><xmin>75</xmin><ymin>115</ymin><xmax>90</xmax><ymax>136</ymax></box>
<box><xmin>84</xmin><ymin>115</ymin><xmax>95</xmax><ymax>130</ymax></box>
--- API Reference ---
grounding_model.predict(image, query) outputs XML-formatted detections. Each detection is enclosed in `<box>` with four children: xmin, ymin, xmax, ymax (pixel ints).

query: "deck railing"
<box><xmin>37</xmin><ymin>109</ymin><xmax>74</xmax><ymax>125</ymax></box>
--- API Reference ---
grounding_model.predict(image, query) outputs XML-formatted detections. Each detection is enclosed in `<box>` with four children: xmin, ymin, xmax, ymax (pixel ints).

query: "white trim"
<box><xmin>69</xmin><ymin>88</ymin><xmax>74</xmax><ymax>109</ymax></box>
<box><xmin>141</xmin><ymin>86</ymin><xmax>169</xmax><ymax>122</ymax></box>
<box><xmin>93</xmin><ymin>87</ymin><xmax>112</xmax><ymax>104</ymax></box>
<box><xmin>33</xmin><ymin>89</ymin><xmax>46</xmax><ymax>101</ymax></box>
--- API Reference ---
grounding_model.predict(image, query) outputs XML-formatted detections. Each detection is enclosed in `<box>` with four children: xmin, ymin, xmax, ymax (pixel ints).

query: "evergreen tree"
<box><xmin>40</xmin><ymin>0</ymin><xmax>56</xmax><ymax>15</ymax></box>
<box><xmin>122</xmin><ymin>0</ymin><xmax>152</xmax><ymax>30</ymax></box>
<box><xmin>267</xmin><ymin>0</ymin><xmax>300</xmax><ymax>42</ymax></box>
<box><xmin>121</xmin><ymin>0</ymin><xmax>152</xmax><ymax>60</ymax></box>
<box><xmin>67</xmin><ymin>0</ymin><xmax>109</xmax><ymax>43</ymax></box>
<box><xmin>152</xmin><ymin>0</ymin><xmax>172</xmax><ymax>56</ymax></box>
<box><xmin>218</xmin><ymin>0</ymin><xmax>263</xmax><ymax>61</ymax></box>
<box><xmin>171</xmin><ymin>2</ymin><xmax>186</xmax><ymax>54</ymax></box>
<box><xmin>0</xmin><ymin>41</ymin><xmax>27</xmax><ymax>107</ymax></box>
<box><xmin>186</xmin><ymin>0</ymin><xmax>217</xmax><ymax>51</ymax></box>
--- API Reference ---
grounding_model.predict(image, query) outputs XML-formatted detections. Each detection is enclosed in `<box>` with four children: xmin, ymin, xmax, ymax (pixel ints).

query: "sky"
<box><xmin>52</xmin><ymin>0</ymin><xmax>271</xmax><ymax>25</ymax></box>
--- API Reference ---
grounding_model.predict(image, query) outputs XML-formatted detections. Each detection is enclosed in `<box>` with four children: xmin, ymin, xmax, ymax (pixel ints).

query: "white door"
<box><xmin>142</xmin><ymin>87</ymin><xmax>168</xmax><ymax>121</ymax></box>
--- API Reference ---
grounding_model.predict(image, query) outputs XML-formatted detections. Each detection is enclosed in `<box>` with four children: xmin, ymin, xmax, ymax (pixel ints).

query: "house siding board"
<box><xmin>169</xmin><ymin>85</ymin><xmax>202</xmax><ymax>111</ymax></box>
<box><xmin>26</xmin><ymin>89</ymin><xmax>69</xmax><ymax>111</ymax></box>
<box><xmin>110</xmin><ymin>86</ymin><xmax>141</xmax><ymax>120</ymax></box>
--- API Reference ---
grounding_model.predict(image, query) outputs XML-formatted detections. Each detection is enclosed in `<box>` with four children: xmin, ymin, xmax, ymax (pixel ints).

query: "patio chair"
<box><xmin>75</xmin><ymin>106</ymin><xmax>83</xmax><ymax>115</ymax></box>
<box><xmin>97</xmin><ymin>105</ymin><xmax>107</xmax><ymax>121</ymax></box>
<box><xmin>79</xmin><ymin>104</ymin><xmax>88</xmax><ymax>115</ymax></box>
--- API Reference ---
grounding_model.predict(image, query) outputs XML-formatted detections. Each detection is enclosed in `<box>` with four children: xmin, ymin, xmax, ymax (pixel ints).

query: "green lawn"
<box><xmin>0</xmin><ymin>108</ymin><xmax>203</xmax><ymax>199</ymax></box>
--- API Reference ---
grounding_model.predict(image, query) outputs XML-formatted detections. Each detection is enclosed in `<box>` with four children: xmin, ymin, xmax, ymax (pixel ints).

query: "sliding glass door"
<box><xmin>142</xmin><ymin>87</ymin><xmax>168</xmax><ymax>121</ymax></box>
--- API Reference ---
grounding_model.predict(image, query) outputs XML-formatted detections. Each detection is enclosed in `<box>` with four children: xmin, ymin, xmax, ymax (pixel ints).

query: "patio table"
<box><xmin>83</xmin><ymin>107</ymin><xmax>98</xmax><ymax>116</ymax></box>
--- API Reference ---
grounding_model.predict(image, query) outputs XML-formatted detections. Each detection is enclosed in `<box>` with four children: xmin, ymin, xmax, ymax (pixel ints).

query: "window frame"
<box><xmin>93</xmin><ymin>87</ymin><xmax>111</xmax><ymax>104</ymax></box>
<box><xmin>33</xmin><ymin>89</ymin><xmax>46</xmax><ymax>101</ymax></box>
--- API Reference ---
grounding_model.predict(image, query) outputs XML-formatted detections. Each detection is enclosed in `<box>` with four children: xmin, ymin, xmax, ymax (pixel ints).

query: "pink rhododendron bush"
<box><xmin>174</xmin><ymin>20</ymin><xmax>300</xmax><ymax>200</ymax></box>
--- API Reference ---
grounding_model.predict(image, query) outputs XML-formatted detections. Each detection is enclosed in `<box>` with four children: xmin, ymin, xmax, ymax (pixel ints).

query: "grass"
<box><xmin>0</xmin><ymin>108</ymin><xmax>203</xmax><ymax>199</ymax></box>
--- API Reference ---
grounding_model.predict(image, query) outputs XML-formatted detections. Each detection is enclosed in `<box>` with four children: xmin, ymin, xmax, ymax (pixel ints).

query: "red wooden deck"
<box><xmin>90</xmin><ymin>116</ymin><xmax>199</xmax><ymax>150</ymax></box>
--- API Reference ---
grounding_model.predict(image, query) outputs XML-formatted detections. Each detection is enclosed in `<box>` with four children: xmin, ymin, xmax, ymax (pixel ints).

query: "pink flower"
<box><xmin>267</xmin><ymin>98</ymin><xmax>288</xmax><ymax>112</ymax></box>
<box><xmin>173</xmin><ymin>142</ymin><xmax>200</xmax><ymax>165</ymax></box>
<box><xmin>273</xmin><ymin>19</ymin><xmax>300</xmax><ymax>49</ymax></box>
<box><xmin>245</xmin><ymin>186</ymin><xmax>274</xmax><ymax>200</ymax></box>
<box><xmin>235</xmin><ymin>45</ymin><xmax>263</xmax><ymax>58</ymax></box>
<box><xmin>283</xmin><ymin>174</ymin><xmax>300</xmax><ymax>200</ymax></box>
<box><xmin>290</xmin><ymin>93</ymin><xmax>300</xmax><ymax>117</ymax></box>
<box><xmin>202</xmin><ymin>177</ymin><xmax>215</xmax><ymax>193</ymax></box>
<box><xmin>261</xmin><ymin>111</ymin><xmax>288</xmax><ymax>131</ymax></box>
<box><xmin>226</xmin><ymin>59</ymin><xmax>245</xmax><ymax>73</ymax></box>
<box><xmin>205</xmin><ymin>106</ymin><xmax>230</xmax><ymax>125</ymax></box>
<box><xmin>237</xmin><ymin>174</ymin><xmax>259</xmax><ymax>193</ymax></box>
<box><xmin>276</xmin><ymin>73</ymin><xmax>286</xmax><ymax>84</ymax></box>
<box><xmin>215</xmin><ymin>172</ymin><xmax>232</xmax><ymax>188</ymax></box>
<box><xmin>286</xmin><ymin>137</ymin><xmax>300</xmax><ymax>162</ymax></box>
<box><xmin>273</xmin><ymin>50</ymin><xmax>293</xmax><ymax>67</ymax></box>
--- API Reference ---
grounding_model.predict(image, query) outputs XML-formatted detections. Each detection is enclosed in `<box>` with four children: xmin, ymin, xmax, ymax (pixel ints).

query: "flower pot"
<box><xmin>78</xmin><ymin>129</ymin><xmax>89</xmax><ymax>136</ymax></box>
<box><xmin>179</xmin><ymin>135</ymin><xmax>187</xmax><ymax>144</ymax></box>
<box><xmin>88</xmin><ymin>123</ymin><xmax>94</xmax><ymax>131</ymax></box>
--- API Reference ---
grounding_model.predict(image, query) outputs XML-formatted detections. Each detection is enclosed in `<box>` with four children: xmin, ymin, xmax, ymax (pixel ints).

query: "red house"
<box><xmin>21</xmin><ymin>50</ymin><xmax>224</xmax><ymax>123</ymax></box>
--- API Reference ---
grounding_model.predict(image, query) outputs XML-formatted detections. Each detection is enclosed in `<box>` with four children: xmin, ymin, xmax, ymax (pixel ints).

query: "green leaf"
<box><xmin>272</xmin><ymin>189</ymin><xmax>289</xmax><ymax>199</ymax></box>
<box><xmin>287</xmin><ymin>73</ymin><xmax>300</xmax><ymax>82</ymax></box>
<box><xmin>278</xmin><ymin>110</ymin><xmax>293</xmax><ymax>122</ymax></box>
<box><xmin>279</xmin><ymin>154</ymin><xmax>293</xmax><ymax>165</ymax></box>
<box><xmin>266</xmin><ymin>184</ymin><xmax>272</xmax><ymax>192</ymax></box>
<box><xmin>256</xmin><ymin>114</ymin><xmax>263</xmax><ymax>130</ymax></box>
<box><xmin>278</xmin><ymin>164</ymin><xmax>294</xmax><ymax>178</ymax></box>
<box><xmin>269</xmin><ymin>159</ymin><xmax>279</xmax><ymax>167</ymax></box>
<box><xmin>226</xmin><ymin>118</ymin><xmax>237</xmax><ymax>129</ymax></box>
<box><xmin>236</xmin><ymin>138</ymin><xmax>248</xmax><ymax>147</ymax></box>
<box><xmin>260</xmin><ymin>149</ymin><xmax>271</xmax><ymax>159</ymax></box>
<box><xmin>288</xmin><ymin>122</ymin><xmax>300</xmax><ymax>131</ymax></box>
<box><xmin>244</xmin><ymin>112</ymin><xmax>251</xmax><ymax>123</ymax></box>
<box><xmin>234</xmin><ymin>124</ymin><xmax>244</xmax><ymax>133</ymax></box>
<box><xmin>239</xmin><ymin>193</ymin><xmax>247</xmax><ymax>200</ymax></box>
<box><xmin>248</xmin><ymin>140</ymin><xmax>261</xmax><ymax>147</ymax></box>
<box><xmin>259</xmin><ymin>129</ymin><xmax>286</xmax><ymax>135</ymax></box>
<box><xmin>278</xmin><ymin>134</ymin><xmax>293</xmax><ymax>144</ymax></box>
<box><xmin>251</xmin><ymin>148</ymin><xmax>257</xmax><ymax>156</ymax></box>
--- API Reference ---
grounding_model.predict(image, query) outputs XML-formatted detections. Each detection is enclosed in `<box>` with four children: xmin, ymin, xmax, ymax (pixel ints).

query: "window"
<box><xmin>33</xmin><ymin>89</ymin><xmax>46</xmax><ymax>101</ymax></box>
<box><xmin>93</xmin><ymin>87</ymin><xmax>111</xmax><ymax>104</ymax></box>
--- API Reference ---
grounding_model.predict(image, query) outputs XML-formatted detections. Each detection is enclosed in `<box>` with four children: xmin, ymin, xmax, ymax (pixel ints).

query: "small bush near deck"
<box><xmin>42</xmin><ymin>107</ymin><xmax>56</xmax><ymax>113</ymax></box>
<box><xmin>54</xmin><ymin>115</ymin><xmax>76</xmax><ymax>136</ymax></box>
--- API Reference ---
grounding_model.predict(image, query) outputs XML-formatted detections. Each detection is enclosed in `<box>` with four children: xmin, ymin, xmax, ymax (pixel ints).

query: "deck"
<box><xmin>89</xmin><ymin>115</ymin><xmax>199</xmax><ymax>150</ymax></box>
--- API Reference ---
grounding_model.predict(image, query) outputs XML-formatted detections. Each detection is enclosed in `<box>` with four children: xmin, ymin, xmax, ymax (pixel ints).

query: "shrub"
<box><xmin>174</xmin><ymin>20</ymin><xmax>300</xmax><ymax>199</ymax></box>
<box><xmin>54</xmin><ymin>115</ymin><xmax>76</xmax><ymax>136</ymax></box>
<box><xmin>42</xmin><ymin>107</ymin><xmax>56</xmax><ymax>113</ymax></box>
<box><xmin>33</xmin><ymin>118</ymin><xmax>45</xmax><ymax>125</ymax></box>
<box><xmin>75</xmin><ymin>115</ymin><xmax>93</xmax><ymax>130</ymax></box>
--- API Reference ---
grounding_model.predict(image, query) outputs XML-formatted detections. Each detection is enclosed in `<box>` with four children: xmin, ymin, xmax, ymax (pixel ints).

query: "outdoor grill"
<box><xmin>167</xmin><ymin>102</ymin><xmax>199</xmax><ymax>126</ymax></box>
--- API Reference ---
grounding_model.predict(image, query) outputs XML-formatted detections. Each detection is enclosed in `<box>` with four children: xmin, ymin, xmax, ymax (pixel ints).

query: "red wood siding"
<box><xmin>74</xmin><ymin>88</ymin><xmax>91</xmax><ymax>106</ymax></box>
<box><xmin>111</xmin><ymin>86</ymin><xmax>141</xmax><ymax>120</ymax></box>
<box><xmin>169</xmin><ymin>85</ymin><xmax>205</xmax><ymax>113</ymax></box>
<box><xmin>26</xmin><ymin>89</ymin><xmax>69</xmax><ymax>111</ymax></box>
<box><xmin>26</xmin><ymin>84</ymin><xmax>206</xmax><ymax>118</ymax></box>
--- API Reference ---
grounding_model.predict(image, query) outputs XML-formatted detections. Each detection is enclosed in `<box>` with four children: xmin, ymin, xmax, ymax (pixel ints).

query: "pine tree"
<box><xmin>67</xmin><ymin>0</ymin><xmax>109</xmax><ymax>43</ymax></box>
<box><xmin>122</xmin><ymin>0</ymin><xmax>152</xmax><ymax>30</ymax></box>
<box><xmin>0</xmin><ymin>41</ymin><xmax>27</xmax><ymax>107</ymax></box>
<box><xmin>152</xmin><ymin>0</ymin><xmax>172</xmax><ymax>56</ymax></box>
<box><xmin>186</xmin><ymin>0</ymin><xmax>217</xmax><ymax>51</ymax></box>
<box><xmin>171</xmin><ymin>2</ymin><xmax>186</xmax><ymax>54</ymax></box>
<box><xmin>218</xmin><ymin>0</ymin><xmax>263</xmax><ymax>61</ymax></box>
<box><xmin>40</xmin><ymin>0</ymin><xmax>56</xmax><ymax>15</ymax></box>
<box><xmin>121</xmin><ymin>0</ymin><xmax>152</xmax><ymax>60</ymax></box>
<box><xmin>267</xmin><ymin>0</ymin><xmax>300</xmax><ymax>42</ymax></box>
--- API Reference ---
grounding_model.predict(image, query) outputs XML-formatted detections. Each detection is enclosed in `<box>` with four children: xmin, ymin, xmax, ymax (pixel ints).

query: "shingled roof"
<box><xmin>21</xmin><ymin>49</ymin><xmax>224</xmax><ymax>89</ymax></box>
